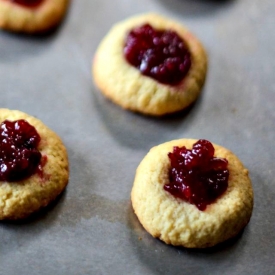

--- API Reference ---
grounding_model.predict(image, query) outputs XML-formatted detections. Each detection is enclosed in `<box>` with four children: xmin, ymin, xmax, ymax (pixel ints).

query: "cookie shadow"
<box><xmin>0</xmin><ymin>143</ymin><xmax>86</xmax><ymax>229</ymax></box>
<box><xmin>0</xmin><ymin>190</ymin><xmax>69</xmax><ymax>260</ymax></box>
<box><xmin>47</xmin><ymin>147</ymin><xmax>132</xmax><ymax>227</ymax></box>
<box><xmin>91</xmin><ymin>86</ymin><xmax>204</xmax><ymax>151</ymax></box>
<box><xmin>127</xmin><ymin>203</ymin><xmax>248</xmax><ymax>275</ymax></box>
<box><xmin>0</xmin><ymin>190</ymin><xmax>67</xmax><ymax>227</ymax></box>
<box><xmin>157</xmin><ymin>0</ymin><xmax>236</xmax><ymax>17</ymax></box>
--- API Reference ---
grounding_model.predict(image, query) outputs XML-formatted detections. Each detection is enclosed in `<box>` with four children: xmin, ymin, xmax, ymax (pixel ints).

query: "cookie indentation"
<box><xmin>164</xmin><ymin>139</ymin><xmax>229</xmax><ymax>211</ymax></box>
<box><xmin>0</xmin><ymin>119</ymin><xmax>42</xmax><ymax>182</ymax></box>
<box><xmin>9</xmin><ymin>0</ymin><xmax>44</xmax><ymax>8</ymax></box>
<box><xmin>124</xmin><ymin>23</ymin><xmax>191</xmax><ymax>85</ymax></box>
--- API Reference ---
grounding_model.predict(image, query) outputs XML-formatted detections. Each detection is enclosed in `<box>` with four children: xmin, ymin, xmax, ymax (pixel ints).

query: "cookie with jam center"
<box><xmin>0</xmin><ymin>0</ymin><xmax>69</xmax><ymax>33</ymax></box>
<box><xmin>131</xmin><ymin>139</ymin><xmax>253</xmax><ymax>248</ymax></box>
<box><xmin>0</xmin><ymin>108</ymin><xmax>69</xmax><ymax>220</ymax></box>
<box><xmin>93</xmin><ymin>13</ymin><xmax>207</xmax><ymax>116</ymax></box>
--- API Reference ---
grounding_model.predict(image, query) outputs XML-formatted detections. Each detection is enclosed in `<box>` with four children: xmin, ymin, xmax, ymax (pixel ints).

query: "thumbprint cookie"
<box><xmin>131</xmin><ymin>139</ymin><xmax>253</xmax><ymax>248</ymax></box>
<box><xmin>0</xmin><ymin>0</ymin><xmax>69</xmax><ymax>33</ymax></box>
<box><xmin>0</xmin><ymin>108</ymin><xmax>69</xmax><ymax>220</ymax></box>
<box><xmin>93</xmin><ymin>13</ymin><xmax>207</xmax><ymax>116</ymax></box>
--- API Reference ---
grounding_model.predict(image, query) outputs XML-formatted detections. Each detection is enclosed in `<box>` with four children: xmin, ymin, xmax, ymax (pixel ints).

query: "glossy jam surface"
<box><xmin>164</xmin><ymin>139</ymin><xmax>229</xmax><ymax>210</ymax></box>
<box><xmin>10</xmin><ymin>0</ymin><xmax>44</xmax><ymax>8</ymax></box>
<box><xmin>0</xmin><ymin>119</ymin><xmax>42</xmax><ymax>182</ymax></box>
<box><xmin>124</xmin><ymin>24</ymin><xmax>191</xmax><ymax>85</ymax></box>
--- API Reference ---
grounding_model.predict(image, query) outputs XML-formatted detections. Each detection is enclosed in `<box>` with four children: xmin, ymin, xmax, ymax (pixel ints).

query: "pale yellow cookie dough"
<box><xmin>131</xmin><ymin>139</ymin><xmax>253</xmax><ymax>248</ymax></box>
<box><xmin>93</xmin><ymin>13</ymin><xmax>207</xmax><ymax>116</ymax></box>
<box><xmin>0</xmin><ymin>0</ymin><xmax>69</xmax><ymax>33</ymax></box>
<box><xmin>0</xmin><ymin>109</ymin><xmax>69</xmax><ymax>220</ymax></box>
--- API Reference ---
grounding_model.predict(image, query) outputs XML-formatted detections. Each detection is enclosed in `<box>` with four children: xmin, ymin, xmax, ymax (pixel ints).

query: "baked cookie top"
<box><xmin>0</xmin><ymin>109</ymin><xmax>69</xmax><ymax>220</ymax></box>
<box><xmin>0</xmin><ymin>0</ymin><xmax>69</xmax><ymax>33</ymax></box>
<box><xmin>93</xmin><ymin>13</ymin><xmax>207</xmax><ymax>116</ymax></box>
<box><xmin>131</xmin><ymin>139</ymin><xmax>253</xmax><ymax>248</ymax></box>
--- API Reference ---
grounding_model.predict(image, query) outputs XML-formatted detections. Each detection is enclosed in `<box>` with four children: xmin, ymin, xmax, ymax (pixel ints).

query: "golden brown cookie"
<box><xmin>0</xmin><ymin>0</ymin><xmax>69</xmax><ymax>33</ymax></box>
<box><xmin>131</xmin><ymin>139</ymin><xmax>253</xmax><ymax>248</ymax></box>
<box><xmin>93</xmin><ymin>13</ymin><xmax>207</xmax><ymax>116</ymax></box>
<box><xmin>0</xmin><ymin>108</ymin><xmax>69</xmax><ymax>220</ymax></box>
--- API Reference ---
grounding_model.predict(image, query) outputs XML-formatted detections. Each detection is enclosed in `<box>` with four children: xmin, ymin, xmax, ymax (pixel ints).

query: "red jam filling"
<box><xmin>10</xmin><ymin>0</ymin><xmax>44</xmax><ymax>8</ymax></box>
<box><xmin>164</xmin><ymin>139</ymin><xmax>229</xmax><ymax>210</ymax></box>
<box><xmin>0</xmin><ymin>119</ymin><xmax>42</xmax><ymax>182</ymax></box>
<box><xmin>124</xmin><ymin>24</ymin><xmax>191</xmax><ymax>85</ymax></box>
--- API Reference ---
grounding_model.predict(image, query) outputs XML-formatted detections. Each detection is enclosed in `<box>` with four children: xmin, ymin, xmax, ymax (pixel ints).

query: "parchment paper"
<box><xmin>0</xmin><ymin>0</ymin><xmax>274</xmax><ymax>274</ymax></box>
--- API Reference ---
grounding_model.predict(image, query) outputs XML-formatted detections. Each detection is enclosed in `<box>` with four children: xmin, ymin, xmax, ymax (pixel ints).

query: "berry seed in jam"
<box><xmin>164</xmin><ymin>140</ymin><xmax>229</xmax><ymax>211</ymax></box>
<box><xmin>0</xmin><ymin>119</ymin><xmax>42</xmax><ymax>182</ymax></box>
<box><xmin>124</xmin><ymin>24</ymin><xmax>191</xmax><ymax>85</ymax></box>
<box><xmin>10</xmin><ymin>0</ymin><xmax>44</xmax><ymax>8</ymax></box>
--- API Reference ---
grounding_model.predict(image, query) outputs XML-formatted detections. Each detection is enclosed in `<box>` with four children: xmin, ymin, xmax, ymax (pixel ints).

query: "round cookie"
<box><xmin>0</xmin><ymin>108</ymin><xmax>69</xmax><ymax>220</ymax></box>
<box><xmin>0</xmin><ymin>0</ymin><xmax>69</xmax><ymax>33</ymax></box>
<box><xmin>93</xmin><ymin>13</ymin><xmax>207</xmax><ymax>116</ymax></box>
<box><xmin>131</xmin><ymin>139</ymin><xmax>253</xmax><ymax>248</ymax></box>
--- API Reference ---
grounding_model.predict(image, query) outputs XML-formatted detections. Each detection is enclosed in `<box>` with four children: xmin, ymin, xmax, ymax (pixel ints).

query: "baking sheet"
<box><xmin>0</xmin><ymin>0</ymin><xmax>275</xmax><ymax>274</ymax></box>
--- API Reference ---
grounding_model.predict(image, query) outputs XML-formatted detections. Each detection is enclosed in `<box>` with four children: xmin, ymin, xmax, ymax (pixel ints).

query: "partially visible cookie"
<box><xmin>0</xmin><ymin>0</ymin><xmax>69</xmax><ymax>33</ymax></box>
<box><xmin>0</xmin><ymin>108</ymin><xmax>69</xmax><ymax>220</ymax></box>
<box><xmin>93</xmin><ymin>13</ymin><xmax>207</xmax><ymax>116</ymax></box>
<box><xmin>131</xmin><ymin>139</ymin><xmax>253</xmax><ymax>248</ymax></box>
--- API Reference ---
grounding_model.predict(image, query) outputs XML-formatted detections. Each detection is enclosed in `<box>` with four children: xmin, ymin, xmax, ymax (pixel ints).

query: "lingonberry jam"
<box><xmin>124</xmin><ymin>24</ymin><xmax>191</xmax><ymax>85</ymax></box>
<box><xmin>10</xmin><ymin>0</ymin><xmax>44</xmax><ymax>8</ymax></box>
<box><xmin>0</xmin><ymin>119</ymin><xmax>42</xmax><ymax>182</ymax></box>
<box><xmin>164</xmin><ymin>140</ymin><xmax>229</xmax><ymax>210</ymax></box>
